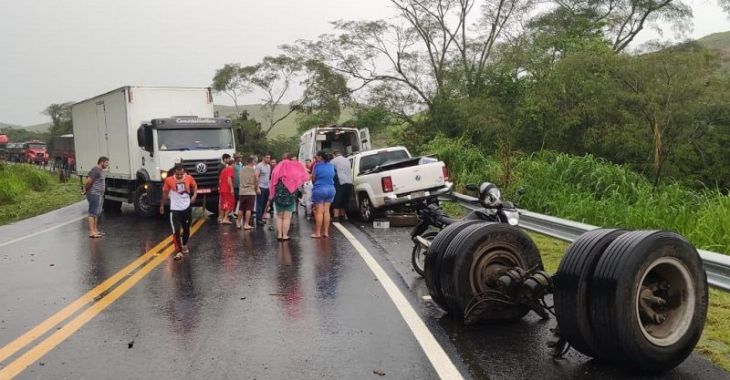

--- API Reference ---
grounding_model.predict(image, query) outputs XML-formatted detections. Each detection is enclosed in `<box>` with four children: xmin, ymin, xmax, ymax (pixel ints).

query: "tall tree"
<box><xmin>212</xmin><ymin>63</ymin><xmax>255</xmax><ymax>115</ymax></box>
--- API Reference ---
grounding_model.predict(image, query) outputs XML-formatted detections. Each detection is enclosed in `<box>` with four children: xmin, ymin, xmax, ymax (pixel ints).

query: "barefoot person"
<box><xmin>311</xmin><ymin>151</ymin><xmax>336</xmax><ymax>238</ymax></box>
<box><xmin>269</xmin><ymin>156</ymin><xmax>309</xmax><ymax>240</ymax></box>
<box><xmin>160</xmin><ymin>164</ymin><xmax>197</xmax><ymax>260</ymax></box>
<box><xmin>82</xmin><ymin>156</ymin><xmax>109</xmax><ymax>238</ymax></box>
<box><xmin>236</xmin><ymin>156</ymin><xmax>259</xmax><ymax>230</ymax></box>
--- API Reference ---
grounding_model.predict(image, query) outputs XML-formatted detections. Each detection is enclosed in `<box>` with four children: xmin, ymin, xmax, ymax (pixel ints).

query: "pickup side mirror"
<box><xmin>236</xmin><ymin>128</ymin><xmax>245</xmax><ymax>145</ymax></box>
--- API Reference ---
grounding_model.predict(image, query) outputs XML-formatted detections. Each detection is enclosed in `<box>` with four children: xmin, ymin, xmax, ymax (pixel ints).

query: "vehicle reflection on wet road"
<box><xmin>0</xmin><ymin>203</ymin><xmax>727</xmax><ymax>379</ymax></box>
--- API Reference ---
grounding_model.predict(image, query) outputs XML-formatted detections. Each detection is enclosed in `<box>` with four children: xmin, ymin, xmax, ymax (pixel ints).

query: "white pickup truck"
<box><xmin>348</xmin><ymin>146</ymin><xmax>453</xmax><ymax>221</ymax></box>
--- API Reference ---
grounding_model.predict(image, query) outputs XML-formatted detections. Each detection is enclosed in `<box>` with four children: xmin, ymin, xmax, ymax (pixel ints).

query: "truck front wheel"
<box><xmin>133</xmin><ymin>185</ymin><xmax>157</xmax><ymax>217</ymax></box>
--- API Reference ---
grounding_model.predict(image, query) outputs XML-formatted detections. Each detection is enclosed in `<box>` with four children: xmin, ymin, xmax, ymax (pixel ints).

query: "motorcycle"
<box><xmin>410</xmin><ymin>182</ymin><xmax>520</xmax><ymax>276</ymax></box>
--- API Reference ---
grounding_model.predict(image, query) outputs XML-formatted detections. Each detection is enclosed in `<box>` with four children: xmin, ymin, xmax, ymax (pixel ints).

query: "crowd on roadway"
<box><xmin>215</xmin><ymin>150</ymin><xmax>353</xmax><ymax>236</ymax></box>
<box><xmin>82</xmin><ymin>151</ymin><xmax>355</xmax><ymax>261</ymax></box>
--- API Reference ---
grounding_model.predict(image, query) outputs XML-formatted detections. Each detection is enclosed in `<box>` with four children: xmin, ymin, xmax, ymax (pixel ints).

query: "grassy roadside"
<box><xmin>0</xmin><ymin>164</ymin><xmax>83</xmax><ymax>226</ymax></box>
<box><xmin>439</xmin><ymin>200</ymin><xmax>730</xmax><ymax>371</ymax></box>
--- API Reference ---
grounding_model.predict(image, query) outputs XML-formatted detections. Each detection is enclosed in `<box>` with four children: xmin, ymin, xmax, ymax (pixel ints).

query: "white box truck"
<box><xmin>72</xmin><ymin>86</ymin><xmax>243</xmax><ymax>216</ymax></box>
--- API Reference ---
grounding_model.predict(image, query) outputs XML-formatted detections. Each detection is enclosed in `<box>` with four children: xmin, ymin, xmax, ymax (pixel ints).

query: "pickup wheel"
<box><xmin>357</xmin><ymin>194</ymin><xmax>380</xmax><ymax>222</ymax></box>
<box><xmin>133</xmin><ymin>184</ymin><xmax>156</xmax><ymax>217</ymax></box>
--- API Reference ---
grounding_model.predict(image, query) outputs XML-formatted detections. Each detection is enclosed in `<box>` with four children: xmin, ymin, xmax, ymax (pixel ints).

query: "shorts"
<box><xmin>333</xmin><ymin>183</ymin><xmax>353</xmax><ymax>209</ymax></box>
<box><xmin>311</xmin><ymin>186</ymin><xmax>335</xmax><ymax>204</ymax></box>
<box><xmin>274</xmin><ymin>201</ymin><xmax>296</xmax><ymax>213</ymax></box>
<box><xmin>87</xmin><ymin>193</ymin><xmax>103</xmax><ymax>217</ymax></box>
<box><xmin>239</xmin><ymin>194</ymin><xmax>256</xmax><ymax>212</ymax></box>
<box><xmin>220</xmin><ymin>192</ymin><xmax>235</xmax><ymax>211</ymax></box>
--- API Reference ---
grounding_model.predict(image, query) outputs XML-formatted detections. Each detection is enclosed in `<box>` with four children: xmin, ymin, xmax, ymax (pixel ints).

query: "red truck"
<box><xmin>21</xmin><ymin>140</ymin><xmax>49</xmax><ymax>165</ymax></box>
<box><xmin>0</xmin><ymin>134</ymin><xmax>7</xmax><ymax>160</ymax></box>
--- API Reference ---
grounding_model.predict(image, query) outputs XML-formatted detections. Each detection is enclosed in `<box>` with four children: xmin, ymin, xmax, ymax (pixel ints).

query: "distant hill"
<box><xmin>214</xmin><ymin>104</ymin><xmax>354</xmax><ymax>138</ymax></box>
<box><xmin>23</xmin><ymin>122</ymin><xmax>52</xmax><ymax>133</ymax></box>
<box><xmin>696</xmin><ymin>31</ymin><xmax>730</xmax><ymax>68</ymax></box>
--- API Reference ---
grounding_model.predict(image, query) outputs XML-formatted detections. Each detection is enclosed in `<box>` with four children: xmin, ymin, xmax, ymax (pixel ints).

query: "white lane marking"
<box><xmin>0</xmin><ymin>215</ymin><xmax>86</xmax><ymax>248</ymax></box>
<box><xmin>333</xmin><ymin>222</ymin><xmax>464</xmax><ymax>380</ymax></box>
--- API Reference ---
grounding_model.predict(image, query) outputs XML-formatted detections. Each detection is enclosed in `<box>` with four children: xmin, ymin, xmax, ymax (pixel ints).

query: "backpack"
<box><xmin>274</xmin><ymin>180</ymin><xmax>296</xmax><ymax>206</ymax></box>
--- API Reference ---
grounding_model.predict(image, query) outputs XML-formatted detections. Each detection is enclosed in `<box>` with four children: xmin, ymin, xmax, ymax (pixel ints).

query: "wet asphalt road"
<box><xmin>0</xmin><ymin>203</ymin><xmax>728</xmax><ymax>379</ymax></box>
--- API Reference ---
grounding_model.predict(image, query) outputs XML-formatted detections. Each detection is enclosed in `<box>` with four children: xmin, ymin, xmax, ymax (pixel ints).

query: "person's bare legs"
<box><xmin>282</xmin><ymin>212</ymin><xmax>292</xmax><ymax>239</ymax></box>
<box><xmin>312</xmin><ymin>203</ymin><xmax>322</xmax><ymax>238</ymax></box>
<box><xmin>87</xmin><ymin>216</ymin><xmax>97</xmax><ymax>236</ymax></box>
<box><xmin>236</xmin><ymin>209</ymin><xmax>243</xmax><ymax>228</ymax></box>
<box><xmin>243</xmin><ymin>210</ymin><xmax>253</xmax><ymax>229</ymax></box>
<box><xmin>276</xmin><ymin>211</ymin><xmax>285</xmax><ymax>239</ymax></box>
<box><xmin>322</xmin><ymin>203</ymin><xmax>331</xmax><ymax>237</ymax></box>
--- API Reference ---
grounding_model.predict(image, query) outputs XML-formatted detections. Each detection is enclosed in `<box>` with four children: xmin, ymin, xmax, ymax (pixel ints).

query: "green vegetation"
<box><xmin>426</xmin><ymin>137</ymin><xmax>730</xmax><ymax>256</ymax></box>
<box><xmin>0</xmin><ymin>163</ymin><xmax>81</xmax><ymax>225</ymax></box>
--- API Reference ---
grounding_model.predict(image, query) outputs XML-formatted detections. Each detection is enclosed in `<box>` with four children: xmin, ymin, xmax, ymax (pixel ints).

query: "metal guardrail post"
<box><xmin>446</xmin><ymin>192</ymin><xmax>730</xmax><ymax>292</ymax></box>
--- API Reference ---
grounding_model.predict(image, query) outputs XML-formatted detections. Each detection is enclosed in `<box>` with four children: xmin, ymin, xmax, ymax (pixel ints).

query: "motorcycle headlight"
<box><xmin>503</xmin><ymin>210</ymin><xmax>520</xmax><ymax>226</ymax></box>
<box><xmin>480</xmin><ymin>182</ymin><xmax>501</xmax><ymax>205</ymax></box>
<box><xmin>487</xmin><ymin>187</ymin><xmax>501</xmax><ymax>203</ymax></box>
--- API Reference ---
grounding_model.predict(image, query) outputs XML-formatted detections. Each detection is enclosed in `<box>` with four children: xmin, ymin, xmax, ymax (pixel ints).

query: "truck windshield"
<box><xmin>359</xmin><ymin>150</ymin><xmax>410</xmax><ymax>172</ymax></box>
<box><xmin>158</xmin><ymin>129</ymin><xmax>233</xmax><ymax>151</ymax></box>
<box><xmin>29</xmin><ymin>144</ymin><xmax>46</xmax><ymax>150</ymax></box>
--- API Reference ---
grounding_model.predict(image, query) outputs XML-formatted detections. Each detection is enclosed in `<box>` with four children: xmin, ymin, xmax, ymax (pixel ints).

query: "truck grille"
<box><xmin>182</xmin><ymin>159</ymin><xmax>221</xmax><ymax>189</ymax></box>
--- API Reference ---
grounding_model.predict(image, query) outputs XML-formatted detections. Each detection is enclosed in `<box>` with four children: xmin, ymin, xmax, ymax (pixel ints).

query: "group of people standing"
<box><xmin>213</xmin><ymin>150</ymin><xmax>354</xmax><ymax>242</ymax></box>
<box><xmin>83</xmin><ymin>150</ymin><xmax>355</xmax><ymax>261</ymax></box>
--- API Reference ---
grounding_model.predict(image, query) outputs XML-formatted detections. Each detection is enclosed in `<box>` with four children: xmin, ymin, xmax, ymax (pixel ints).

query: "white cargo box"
<box><xmin>72</xmin><ymin>86</ymin><xmax>215</xmax><ymax>179</ymax></box>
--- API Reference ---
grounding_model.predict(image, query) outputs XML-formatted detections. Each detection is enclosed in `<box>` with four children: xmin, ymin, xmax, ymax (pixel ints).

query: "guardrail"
<box><xmin>447</xmin><ymin>192</ymin><xmax>730</xmax><ymax>292</ymax></box>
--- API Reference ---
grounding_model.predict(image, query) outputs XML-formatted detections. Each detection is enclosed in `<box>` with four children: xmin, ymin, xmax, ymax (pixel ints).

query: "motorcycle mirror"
<box><xmin>517</xmin><ymin>188</ymin><xmax>526</xmax><ymax>196</ymax></box>
<box><xmin>465</xmin><ymin>183</ymin><xmax>479</xmax><ymax>191</ymax></box>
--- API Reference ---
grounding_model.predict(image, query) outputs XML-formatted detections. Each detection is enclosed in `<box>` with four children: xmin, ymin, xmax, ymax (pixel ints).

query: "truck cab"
<box><xmin>298</xmin><ymin>125</ymin><xmax>371</xmax><ymax>161</ymax></box>
<box><xmin>124</xmin><ymin>117</ymin><xmax>238</xmax><ymax>216</ymax></box>
<box><xmin>23</xmin><ymin>140</ymin><xmax>49</xmax><ymax>165</ymax></box>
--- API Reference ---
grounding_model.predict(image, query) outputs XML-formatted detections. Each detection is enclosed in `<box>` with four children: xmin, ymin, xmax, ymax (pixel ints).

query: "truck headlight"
<box><xmin>160</xmin><ymin>171</ymin><xmax>168</xmax><ymax>180</ymax></box>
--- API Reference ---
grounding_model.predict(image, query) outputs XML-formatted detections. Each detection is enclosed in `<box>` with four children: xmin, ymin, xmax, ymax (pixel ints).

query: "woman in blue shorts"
<box><xmin>311</xmin><ymin>151</ymin><xmax>335</xmax><ymax>238</ymax></box>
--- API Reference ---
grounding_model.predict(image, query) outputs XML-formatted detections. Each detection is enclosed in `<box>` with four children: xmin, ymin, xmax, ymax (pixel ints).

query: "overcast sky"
<box><xmin>1</xmin><ymin>0</ymin><xmax>729</xmax><ymax>126</ymax></box>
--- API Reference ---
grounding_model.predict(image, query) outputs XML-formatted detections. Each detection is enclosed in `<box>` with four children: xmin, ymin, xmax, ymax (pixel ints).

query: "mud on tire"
<box><xmin>589</xmin><ymin>230</ymin><xmax>708</xmax><ymax>372</ymax></box>
<box><xmin>440</xmin><ymin>223</ymin><xmax>543</xmax><ymax>320</ymax></box>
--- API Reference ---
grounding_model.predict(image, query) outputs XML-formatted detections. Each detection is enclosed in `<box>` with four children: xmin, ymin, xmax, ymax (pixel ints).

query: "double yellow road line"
<box><xmin>0</xmin><ymin>218</ymin><xmax>206</xmax><ymax>379</ymax></box>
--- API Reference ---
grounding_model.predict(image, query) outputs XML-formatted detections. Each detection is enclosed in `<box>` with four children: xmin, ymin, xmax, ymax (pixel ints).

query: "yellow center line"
<box><xmin>0</xmin><ymin>235</ymin><xmax>173</xmax><ymax>364</ymax></box>
<box><xmin>0</xmin><ymin>217</ymin><xmax>203</xmax><ymax>367</ymax></box>
<box><xmin>0</xmin><ymin>218</ymin><xmax>206</xmax><ymax>379</ymax></box>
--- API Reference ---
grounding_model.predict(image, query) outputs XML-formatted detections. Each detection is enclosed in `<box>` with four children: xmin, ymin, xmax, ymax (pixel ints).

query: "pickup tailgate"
<box><xmin>384</xmin><ymin>161</ymin><xmax>447</xmax><ymax>195</ymax></box>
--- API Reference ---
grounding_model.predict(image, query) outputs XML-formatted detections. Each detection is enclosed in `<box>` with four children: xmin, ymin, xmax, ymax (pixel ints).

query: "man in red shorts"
<box><xmin>218</xmin><ymin>157</ymin><xmax>235</xmax><ymax>224</ymax></box>
<box><xmin>160</xmin><ymin>164</ymin><xmax>197</xmax><ymax>260</ymax></box>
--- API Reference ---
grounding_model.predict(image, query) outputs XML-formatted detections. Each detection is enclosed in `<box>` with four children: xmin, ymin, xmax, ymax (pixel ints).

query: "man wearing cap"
<box><xmin>161</xmin><ymin>164</ymin><xmax>198</xmax><ymax>260</ymax></box>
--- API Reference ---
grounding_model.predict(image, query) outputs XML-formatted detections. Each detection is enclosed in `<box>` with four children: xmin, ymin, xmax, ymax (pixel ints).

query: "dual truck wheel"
<box><xmin>423</xmin><ymin>224</ymin><xmax>708</xmax><ymax>372</ymax></box>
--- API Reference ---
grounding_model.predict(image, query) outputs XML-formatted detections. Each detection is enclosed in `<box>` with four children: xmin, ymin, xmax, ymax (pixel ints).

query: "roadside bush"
<box><xmin>0</xmin><ymin>177</ymin><xmax>24</xmax><ymax>203</ymax></box>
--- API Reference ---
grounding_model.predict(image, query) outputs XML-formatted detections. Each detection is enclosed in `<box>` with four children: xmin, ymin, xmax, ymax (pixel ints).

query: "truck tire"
<box><xmin>205</xmin><ymin>200</ymin><xmax>219</xmax><ymax>216</ymax></box>
<box><xmin>424</xmin><ymin>220</ymin><xmax>486</xmax><ymax>311</ymax></box>
<box><xmin>553</xmin><ymin>228</ymin><xmax>626</xmax><ymax>357</ymax></box>
<box><xmin>133</xmin><ymin>185</ymin><xmax>156</xmax><ymax>217</ymax></box>
<box><xmin>440</xmin><ymin>223</ymin><xmax>542</xmax><ymax>320</ymax></box>
<box><xmin>103</xmin><ymin>198</ymin><xmax>122</xmax><ymax>213</ymax></box>
<box><xmin>589</xmin><ymin>230</ymin><xmax>708</xmax><ymax>372</ymax></box>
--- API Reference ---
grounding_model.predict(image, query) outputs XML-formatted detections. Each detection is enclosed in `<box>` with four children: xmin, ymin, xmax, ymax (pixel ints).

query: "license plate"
<box><xmin>411</xmin><ymin>191</ymin><xmax>427</xmax><ymax>199</ymax></box>
<box><xmin>197</xmin><ymin>188</ymin><xmax>212</xmax><ymax>194</ymax></box>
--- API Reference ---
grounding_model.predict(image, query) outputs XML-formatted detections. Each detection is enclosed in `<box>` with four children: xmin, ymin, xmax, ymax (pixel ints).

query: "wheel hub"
<box><xmin>635</xmin><ymin>257</ymin><xmax>695</xmax><ymax>347</ymax></box>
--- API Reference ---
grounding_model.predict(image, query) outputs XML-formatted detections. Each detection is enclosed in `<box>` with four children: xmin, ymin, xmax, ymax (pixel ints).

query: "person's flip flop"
<box><xmin>89</xmin><ymin>233</ymin><xmax>103</xmax><ymax>238</ymax></box>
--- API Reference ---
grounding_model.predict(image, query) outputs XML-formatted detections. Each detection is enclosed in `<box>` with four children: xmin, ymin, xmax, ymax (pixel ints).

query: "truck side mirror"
<box><xmin>137</xmin><ymin>126</ymin><xmax>146</xmax><ymax>148</ymax></box>
<box><xmin>137</xmin><ymin>125</ymin><xmax>154</xmax><ymax>156</ymax></box>
<box><xmin>236</xmin><ymin>128</ymin><xmax>245</xmax><ymax>145</ymax></box>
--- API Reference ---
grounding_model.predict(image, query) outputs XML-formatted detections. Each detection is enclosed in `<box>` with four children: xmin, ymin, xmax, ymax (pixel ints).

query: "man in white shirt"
<box><xmin>330</xmin><ymin>151</ymin><xmax>354</xmax><ymax>222</ymax></box>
